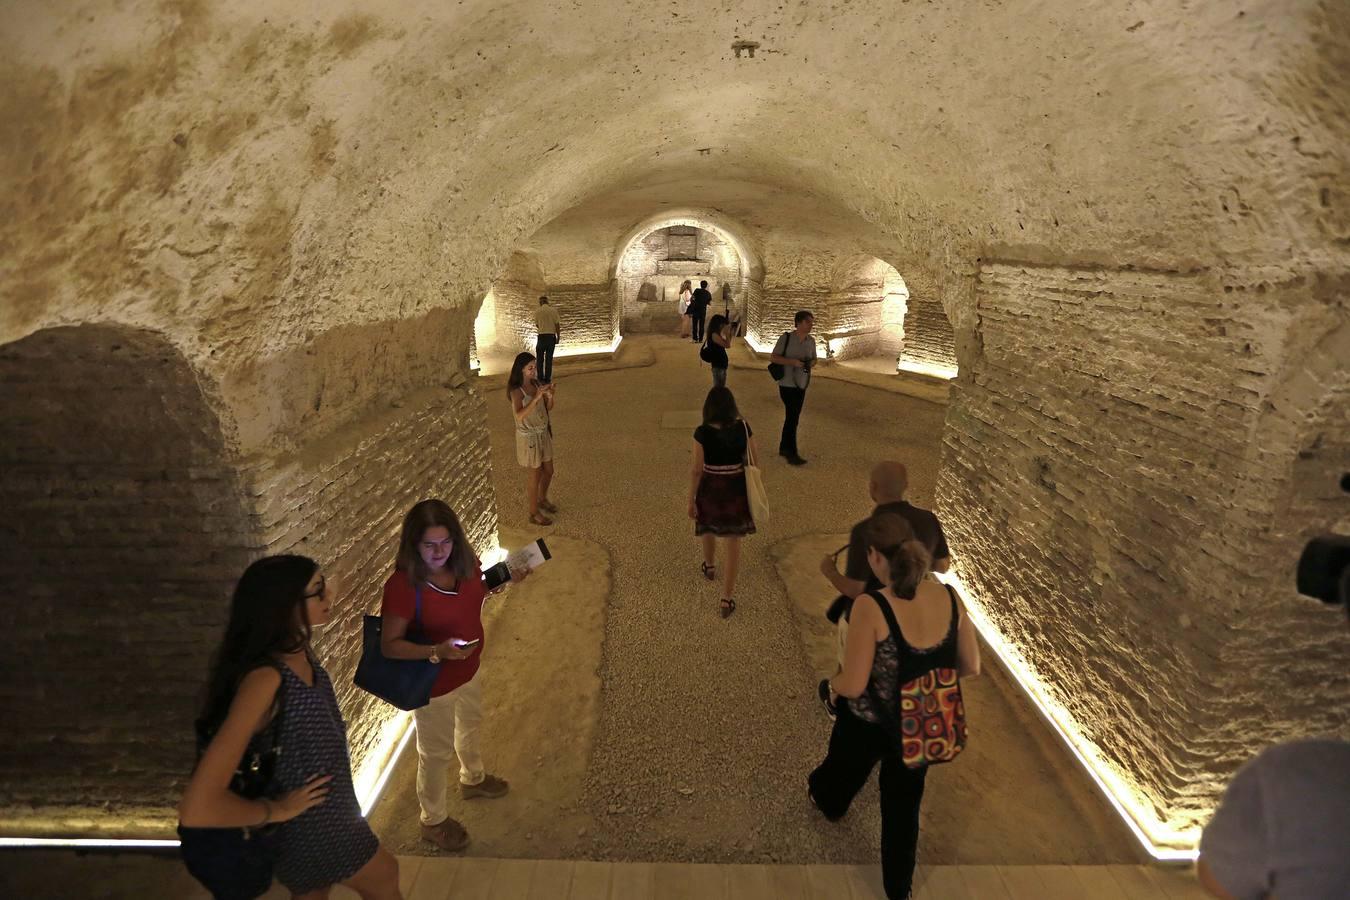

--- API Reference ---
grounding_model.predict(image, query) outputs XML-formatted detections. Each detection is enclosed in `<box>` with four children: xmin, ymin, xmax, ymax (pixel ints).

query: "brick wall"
<box><xmin>547</xmin><ymin>285</ymin><xmax>620</xmax><ymax>349</ymax></box>
<box><xmin>617</xmin><ymin>228</ymin><xmax>743</xmax><ymax>333</ymax></box>
<box><xmin>938</xmin><ymin>262</ymin><xmax>1350</xmax><ymax>835</ymax></box>
<box><xmin>0</xmin><ymin>312</ymin><xmax>503</xmax><ymax>834</ymax></box>
<box><xmin>487</xmin><ymin>253</ymin><xmax>549</xmax><ymax>354</ymax></box>
<box><xmin>0</xmin><ymin>326</ymin><xmax>260</xmax><ymax>829</ymax></box>
<box><xmin>900</xmin><ymin>290</ymin><xmax>957</xmax><ymax>372</ymax></box>
<box><xmin>755</xmin><ymin>288</ymin><xmax>829</xmax><ymax>355</ymax></box>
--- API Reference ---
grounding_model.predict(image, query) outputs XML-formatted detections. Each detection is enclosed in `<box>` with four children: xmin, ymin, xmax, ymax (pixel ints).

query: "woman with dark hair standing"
<box><xmin>808</xmin><ymin>513</ymin><xmax>981</xmax><ymax>900</ymax></box>
<box><xmin>179</xmin><ymin>556</ymin><xmax>401</xmax><ymax>900</ymax></box>
<box><xmin>702</xmin><ymin>314</ymin><xmax>732</xmax><ymax>387</ymax></box>
<box><xmin>379</xmin><ymin>499</ymin><xmax>524</xmax><ymax>852</ymax></box>
<box><xmin>508</xmin><ymin>351</ymin><xmax>556</xmax><ymax>526</ymax></box>
<box><xmin>688</xmin><ymin>386</ymin><xmax>758</xmax><ymax>618</ymax></box>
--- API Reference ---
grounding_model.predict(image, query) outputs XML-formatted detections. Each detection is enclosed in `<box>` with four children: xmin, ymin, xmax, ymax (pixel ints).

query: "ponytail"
<box><xmin>886</xmin><ymin>539</ymin><xmax>931</xmax><ymax>599</ymax></box>
<box><xmin>863</xmin><ymin>512</ymin><xmax>932</xmax><ymax>598</ymax></box>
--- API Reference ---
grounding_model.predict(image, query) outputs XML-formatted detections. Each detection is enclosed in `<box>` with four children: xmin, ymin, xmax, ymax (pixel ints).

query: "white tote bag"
<box><xmin>743</xmin><ymin>421</ymin><xmax>769</xmax><ymax>525</ymax></box>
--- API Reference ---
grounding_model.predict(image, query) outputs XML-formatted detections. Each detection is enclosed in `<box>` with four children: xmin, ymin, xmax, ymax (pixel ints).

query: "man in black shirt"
<box><xmin>820</xmin><ymin>461</ymin><xmax>951</xmax><ymax>603</ymax></box>
<box><xmin>689</xmin><ymin>280</ymin><xmax>712</xmax><ymax>343</ymax></box>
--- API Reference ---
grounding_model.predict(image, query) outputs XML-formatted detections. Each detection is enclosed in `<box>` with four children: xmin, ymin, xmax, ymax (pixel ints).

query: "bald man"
<box><xmin>820</xmin><ymin>462</ymin><xmax>951</xmax><ymax>606</ymax></box>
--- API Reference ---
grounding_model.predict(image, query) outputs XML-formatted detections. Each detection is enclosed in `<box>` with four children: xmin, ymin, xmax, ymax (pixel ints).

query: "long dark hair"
<box><xmin>704</xmin><ymin>314</ymin><xmax>728</xmax><ymax>350</ymax></box>
<box><xmin>863</xmin><ymin>513</ymin><xmax>932</xmax><ymax>599</ymax></box>
<box><xmin>702</xmin><ymin>385</ymin><xmax>740</xmax><ymax>427</ymax></box>
<box><xmin>199</xmin><ymin>555</ymin><xmax>317</xmax><ymax>735</ymax></box>
<box><xmin>396</xmin><ymin>499</ymin><xmax>476</xmax><ymax>583</ymax></box>
<box><xmin>507</xmin><ymin>352</ymin><xmax>536</xmax><ymax>398</ymax></box>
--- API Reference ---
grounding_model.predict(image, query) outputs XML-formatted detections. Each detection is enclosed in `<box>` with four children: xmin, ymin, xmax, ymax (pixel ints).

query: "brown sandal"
<box><xmin>719</xmin><ymin>598</ymin><xmax>737</xmax><ymax>619</ymax></box>
<box><xmin>529</xmin><ymin>512</ymin><xmax>553</xmax><ymax>526</ymax></box>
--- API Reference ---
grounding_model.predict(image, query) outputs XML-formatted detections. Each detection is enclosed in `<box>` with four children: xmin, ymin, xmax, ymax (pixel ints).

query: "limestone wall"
<box><xmin>938</xmin><ymin>262</ymin><xmax>1350</xmax><ymax>836</ymax></box>
<box><xmin>901</xmin><ymin>291</ymin><xmax>958</xmax><ymax>373</ymax></box>
<box><xmin>616</xmin><ymin>227</ymin><xmax>742</xmax><ymax>333</ymax></box>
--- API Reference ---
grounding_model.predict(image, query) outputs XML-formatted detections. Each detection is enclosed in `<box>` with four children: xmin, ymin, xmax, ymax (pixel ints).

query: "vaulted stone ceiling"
<box><xmin>2</xmin><ymin>0</ymin><xmax>1347</xmax><ymax>851</ymax></box>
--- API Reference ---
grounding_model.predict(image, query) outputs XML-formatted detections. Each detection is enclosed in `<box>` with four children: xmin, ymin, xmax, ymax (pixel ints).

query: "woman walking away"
<box><xmin>508</xmin><ymin>351</ymin><xmax>556</xmax><ymax>526</ymax></box>
<box><xmin>179</xmin><ymin>556</ymin><xmax>401</xmax><ymax>900</ymax></box>
<box><xmin>808</xmin><ymin>514</ymin><xmax>981</xmax><ymax>899</ymax></box>
<box><xmin>380</xmin><ymin>500</ymin><xmax>526</xmax><ymax>852</ymax></box>
<box><xmin>678</xmin><ymin>279</ymin><xmax>693</xmax><ymax>338</ymax></box>
<box><xmin>688</xmin><ymin>386</ymin><xmax>758</xmax><ymax>618</ymax></box>
<box><xmin>701</xmin><ymin>314</ymin><xmax>732</xmax><ymax>387</ymax></box>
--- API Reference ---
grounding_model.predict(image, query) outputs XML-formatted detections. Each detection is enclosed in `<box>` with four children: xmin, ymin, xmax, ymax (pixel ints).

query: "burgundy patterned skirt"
<box><xmin>695</xmin><ymin>464</ymin><xmax>756</xmax><ymax>536</ymax></box>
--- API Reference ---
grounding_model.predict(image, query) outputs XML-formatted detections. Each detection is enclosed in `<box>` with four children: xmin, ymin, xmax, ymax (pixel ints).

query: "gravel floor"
<box><xmin>372</xmin><ymin>334</ymin><xmax>1137</xmax><ymax>865</ymax></box>
<box><xmin>491</xmin><ymin>336</ymin><xmax>948</xmax><ymax>864</ymax></box>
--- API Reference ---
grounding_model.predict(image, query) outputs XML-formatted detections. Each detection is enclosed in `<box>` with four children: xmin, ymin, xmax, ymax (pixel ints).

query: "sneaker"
<box><xmin>420</xmin><ymin>818</ymin><xmax>470</xmax><ymax>852</ymax></box>
<box><xmin>460</xmin><ymin>773</ymin><xmax>510</xmax><ymax>800</ymax></box>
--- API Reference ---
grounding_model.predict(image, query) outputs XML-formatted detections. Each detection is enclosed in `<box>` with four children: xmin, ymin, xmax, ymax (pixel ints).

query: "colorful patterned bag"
<box><xmin>868</xmin><ymin>588</ymin><xmax>967</xmax><ymax>768</ymax></box>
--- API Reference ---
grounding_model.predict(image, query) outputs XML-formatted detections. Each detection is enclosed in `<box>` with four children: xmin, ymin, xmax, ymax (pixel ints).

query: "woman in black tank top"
<box><xmin>808</xmin><ymin>513</ymin><xmax>981</xmax><ymax>900</ymax></box>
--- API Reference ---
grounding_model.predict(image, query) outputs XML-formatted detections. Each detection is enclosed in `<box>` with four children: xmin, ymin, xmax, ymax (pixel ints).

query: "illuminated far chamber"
<box><xmin>934</xmin><ymin>570</ymin><xmax>1201</xmax><ymax>861</ymax></box>
<box><xmin>896</xmin><ymin>358</ymin><xmax>957</xmax><ymax>380</ymax></box>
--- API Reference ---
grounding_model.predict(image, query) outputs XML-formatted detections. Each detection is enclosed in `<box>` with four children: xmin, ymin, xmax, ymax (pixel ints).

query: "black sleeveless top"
<box><xmin>849</xmin><ymin>584</ymin><xmax>960</xmax><ymax>724</ymax></box>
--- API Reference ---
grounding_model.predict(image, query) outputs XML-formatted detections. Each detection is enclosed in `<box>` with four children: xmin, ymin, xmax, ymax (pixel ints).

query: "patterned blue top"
<box><xmin>271</xmin><ymin>654</ymin><xmax>378</xmax><ymax>893</ymax></box>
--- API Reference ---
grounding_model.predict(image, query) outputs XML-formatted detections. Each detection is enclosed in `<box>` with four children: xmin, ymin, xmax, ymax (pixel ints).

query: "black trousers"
<box><xmin>536</xmin><ymin>333</ymin><xmax>557</xmax><ymax>382</ymax></box>
<box><xmin>778</xmin><ymin>386</ymin><xmax>807</xmax><ymax>456</ymax></box>
<box><xmin>809</xmin><ymin>705</ymin><xmax>928</xmax><ymax>900</ymax></box>
<box><xmin>690</xmin><ymin>311</ymin><xmax>706</xmax><ymax>343</ymax></box>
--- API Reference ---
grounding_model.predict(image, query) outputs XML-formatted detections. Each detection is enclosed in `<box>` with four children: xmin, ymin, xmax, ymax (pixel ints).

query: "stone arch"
<box><xmin>0</xmin><ymin>324</ymin><xmax>258</xmax><ymax>835</ymax></box>
<box><xmin>612</xmin><ymin>209</ymin><xmax>765</xmax><ymax>340</ymax></box>
<box><xmin>472</xmin><ymin>250</ymin><xmax>548</xmax><ymax>365</ymax></box>
<box><xmin>819</xmin><ymin>254</ymin><xmax>909</xmax><ymax>362</ymax></box>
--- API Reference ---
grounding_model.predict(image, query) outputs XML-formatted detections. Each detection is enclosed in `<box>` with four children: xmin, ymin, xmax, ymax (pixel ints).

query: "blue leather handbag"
<box><xmin>354</xmin><ymin>585</ymin><xmax>441</xmax><ymax>711</ymax></box>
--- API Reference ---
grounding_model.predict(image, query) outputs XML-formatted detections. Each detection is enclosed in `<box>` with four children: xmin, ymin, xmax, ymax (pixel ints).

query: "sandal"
<box><xmin>719</xmin><ymin>598</ymin><xmax>736</xmax><ymax>619</ymax></box>
<box><xmin>700</xmin><ymin>561</ymin><xmax>716</xmax><ymax>581</ymax></box>
<box><xmin>538</xmin><ymin>498</ymin><xmax>558</xmax><ymax>513</ymax></box>
<box><xmin>529</xmin><ymin>513</ymin><xmax>553</xmax><ymax>526</ymax></box>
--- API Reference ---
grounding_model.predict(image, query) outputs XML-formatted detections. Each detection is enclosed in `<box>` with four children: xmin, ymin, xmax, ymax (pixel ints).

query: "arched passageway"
<box><xmin>1</xmin><ymin>0</ymin><xmax>1346</xmax><ymax>864</ymax></box>
<box><xmin>0</xmin><ymin>325</ymin><xmax>258</xmax><ymax>835</ymax></box>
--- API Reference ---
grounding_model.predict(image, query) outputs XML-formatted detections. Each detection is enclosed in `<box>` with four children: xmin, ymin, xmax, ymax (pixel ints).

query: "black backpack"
<box><xmin>699</xmin><ymin>343</ymin><xmax>716</xmax><ymax>363</ymax></box>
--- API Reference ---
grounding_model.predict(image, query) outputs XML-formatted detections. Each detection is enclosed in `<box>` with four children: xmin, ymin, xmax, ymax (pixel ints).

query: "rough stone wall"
<box><xmin>900</xmin><ymin>290</ymin><xmax>958</xmax><ymax>373</ymax></box>
<box><xmin>487</xmin><ymin>253</ymin><xmax>549</xmax><ymax>354</ymax></box>
<box><xmin>878</xmin><ymin>275</ymin><xmax>909</xmax><ymax>360</ymax></box>
<box><xmin>0</xmin><ymin>326</ymin><xmax>259</xmax><ymax>831</ymax></box>
<box><xmin>616</xmin><ymin>227</ymin><xmax>741</xmax><ymax>333</ymax></box>
<box><xmin>938</xmin><ymin>262</ymin><xmax>1350</xmax><ymax>836</ymax></box>
<box><xmin>547</xmin><ymin>285</ymin><xmax>619</xmax><ymax>349</ymax></box>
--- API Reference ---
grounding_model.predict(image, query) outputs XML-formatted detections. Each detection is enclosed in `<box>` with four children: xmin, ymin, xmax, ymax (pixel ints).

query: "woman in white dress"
<box><xmin>508</xmin><ymin>352</ymin><xmax>556</xmax><ymax>526</ymax></box>
<box><xmin>678</xmin><ymin>279</ymin><xmax>693</xmax><ymax>338</ymax></box>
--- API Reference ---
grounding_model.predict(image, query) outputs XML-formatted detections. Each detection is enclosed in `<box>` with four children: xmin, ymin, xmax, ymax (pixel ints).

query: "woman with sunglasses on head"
<box><xmin>379</xmin><ymin>499</ymin><xmax>526</xmax><ymax>853</ymax></box>
<box><xmin>507</xmin><ymin>351</ymin><xmax>557</xmax><ymax>526</ymax></box>
<box><xmin>179</xmin><ymin>556</ymin><xmax>401</xmax><ymax>900</ymax></box>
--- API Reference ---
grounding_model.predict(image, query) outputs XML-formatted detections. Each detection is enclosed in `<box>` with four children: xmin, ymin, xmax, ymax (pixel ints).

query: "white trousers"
<box><xmin>412</xmin><ymin>676</ymin><xmax>485</xmax><ymax>826</ymax></box>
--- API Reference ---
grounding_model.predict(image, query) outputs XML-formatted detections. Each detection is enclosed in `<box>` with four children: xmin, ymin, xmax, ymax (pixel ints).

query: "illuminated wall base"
<box><xmin>897</xmin><ymin>358</ymin><xmax>958</xmax><ymax>380</ymax></box>
<box><xmin>934</xmin><ymin>570</ymin><xmax>1200</xmax><ymax>862</ymax></box>
<box><xmin>549</xmin><ymin>334</ymin><xmax>623</xmax><ymax>359</ymax></box>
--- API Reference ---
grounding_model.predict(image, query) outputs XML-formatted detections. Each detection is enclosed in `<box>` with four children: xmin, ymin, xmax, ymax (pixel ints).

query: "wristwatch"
<box><xmin>429</xmin><ymin>645</ymin><xmax>442</xmax><ymax>664</ymax></box>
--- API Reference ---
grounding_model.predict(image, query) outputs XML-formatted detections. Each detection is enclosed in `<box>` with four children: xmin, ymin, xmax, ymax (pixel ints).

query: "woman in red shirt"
<box><xmin>379</xmin><ymin>499</ymin><xmax>522</xmax><ymax>851</ymax></box>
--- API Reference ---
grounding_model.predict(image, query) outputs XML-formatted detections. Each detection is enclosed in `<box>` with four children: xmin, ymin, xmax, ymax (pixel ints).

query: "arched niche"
<box><xmin>473</xmin><ymin>250</ymin><xmax>548</xmax><ymax>360</ymax></box>
<box><xmin>820</xmin><ymin>255</ymin><xmax>910</xmax><ymax>363</ymax></box>
<box><xmin>612</xmin><ymin>210</ymin><xmax>764</xmax><ymax>339</ymax></box>
<box><xmin>0</xmin><ymin>324</ymin><xmax>258</xmax><ymax>835</ymax></box>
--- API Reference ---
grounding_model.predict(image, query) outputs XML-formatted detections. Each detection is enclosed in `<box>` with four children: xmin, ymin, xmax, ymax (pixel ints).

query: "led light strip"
<box><xmin>551</xmin><ymin>335</ymin><xmax>623</xmax><ymax>359</ymax></box>
<box><xmin>934</xmin><ymin>570</ymin><xmax>1200</xmax><ymax>861</ymax></box>
<box><xmin>896</xmin><ymin>358</ymin><xmax>957</xmax><ymax>380</ymax></box>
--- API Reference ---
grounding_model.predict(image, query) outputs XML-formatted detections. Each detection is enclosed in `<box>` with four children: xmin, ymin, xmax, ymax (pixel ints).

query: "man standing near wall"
<box><xmin>535</xmin><ymin>296</ymin><xmax>560</xmax><ymax>383</ymax></box>
<box><xmin>689</xmin><ymin>280</ymin><xmax>712</xmax><ymax>344</ymax></box>
<box><xmin>770</xmin><ymin>310</ymin><xmax>817</xmax><ymax>466</ymax></box>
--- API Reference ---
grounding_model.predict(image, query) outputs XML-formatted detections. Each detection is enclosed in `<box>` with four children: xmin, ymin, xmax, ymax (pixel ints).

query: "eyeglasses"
<box><xmin>829</xmin><ymin>544</ymin><xmax>849</xmax><ymax>561</ymax></box>
<box><xmin>303</xmin><ymin>578</ymin><xmax>327</xmax><ymax>600</ymax></box>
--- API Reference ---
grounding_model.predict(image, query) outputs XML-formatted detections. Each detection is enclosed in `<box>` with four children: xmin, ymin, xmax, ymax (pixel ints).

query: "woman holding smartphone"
<box><xmin>379</xmin><ymin>500</ymin><xmax>525</xmax><ymax>852</ymax></box>
<box><xmin>508</xmin><ymin>351</ymin><xmax>556</xmax><ymax>526</ymax></box>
